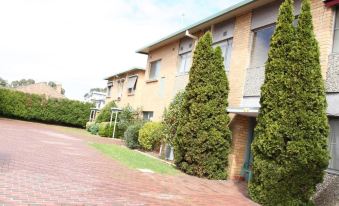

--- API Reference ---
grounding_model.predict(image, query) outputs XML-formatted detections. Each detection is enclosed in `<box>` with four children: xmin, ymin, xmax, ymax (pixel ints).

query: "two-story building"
<box><xmin>105</xmin><ymin>0</ymin><xmax>339</xmax><ymax>181</ymax></box>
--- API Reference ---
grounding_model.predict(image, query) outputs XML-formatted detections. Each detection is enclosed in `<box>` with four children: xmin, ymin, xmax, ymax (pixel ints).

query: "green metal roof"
<box><xmin>136</xmin><ymin>0</ymin><xmax>256</xmax><ymax>54</ymax></box>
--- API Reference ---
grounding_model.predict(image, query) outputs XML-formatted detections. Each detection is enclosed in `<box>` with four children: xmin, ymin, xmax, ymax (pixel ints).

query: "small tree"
<box><xmin>95</xmin><ymin>101</ymin><xmax>117</xmax><ymax>123</ymax></box>
<box><xmin>175</xmin><ymin>32</ymin><xmax>231</xmax><ymax>179</ymax></box>
<box><xmin>249</xmin><ymin>0</ymin><xmax>329</xmax><ymax>205</ymax></box>
<box><xmin>162</xmin><ymin>91</ymin><xmax>185</xmax><ymax>145</ymax></box>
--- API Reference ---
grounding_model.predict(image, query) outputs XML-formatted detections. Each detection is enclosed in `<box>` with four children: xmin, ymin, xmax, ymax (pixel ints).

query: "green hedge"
<box><xmin>0</xmin><ymin>88</ymin><xmax>93</xmax><ymax>127</ymax></box>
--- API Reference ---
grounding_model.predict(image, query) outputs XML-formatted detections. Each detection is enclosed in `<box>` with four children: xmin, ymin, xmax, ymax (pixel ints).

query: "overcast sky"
<box><xmin>0</xmin><ymin>0</ymin><xmax>242</xmax><ymax>100</ymax></box>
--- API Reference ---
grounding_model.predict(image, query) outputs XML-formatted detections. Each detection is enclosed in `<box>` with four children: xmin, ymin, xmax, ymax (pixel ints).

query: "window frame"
<box><xmin>126</xmin><ymin>75</ymin><xmax>138</xmax><ymax>95</ymax></box>
<box><xmin>332</xmin><ymin>7</ymin><xmax>339</xmax><ymax>53</ymax></box>
<box><xmin>212</xmin><ymin>37</ymin><xmax>233</xmax><ymax>73</ymax></box>
<box><xmin>149</xmin><ymin>60</ymin><xmax>161</xmax><ymax>80</ymax></box>
<box><xmin>116</xmin><ymin>79</ymin><xmax>124</xmax><ymax>100</ymax></box>
<box><xmin>327</xmin><ymin>118</ymin><xmax>339</xmax><ymax>174</ymax></box>
<box><xmin>250</xmin><ymin>24</ymin><xmax>276</xmax><ymax>69</ymax></box>
<box><xmin>142</xmin><ymin>111</ymin><xmax>154</xmax><ymax>121</ymax></box>
<box><xmin>178</xmin><ymin>51</ymin><xmax>192</xmax><ymax>75</ymax></box>
<box><xmin>107</xmin><ymin>81</ymin><xmax>113</xmax><ymax>97</ymax></box>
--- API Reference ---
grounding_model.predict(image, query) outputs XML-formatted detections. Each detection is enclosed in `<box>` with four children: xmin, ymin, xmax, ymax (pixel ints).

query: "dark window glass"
<box><xmin>250</xmin><ymin>25</ymin><xmax>275</xmax><ymax>68</ymax></box>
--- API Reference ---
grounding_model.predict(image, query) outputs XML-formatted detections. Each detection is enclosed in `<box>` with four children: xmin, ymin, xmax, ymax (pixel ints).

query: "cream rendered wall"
<box><xmin>105</xmin><ymin>70</ymin><xmax>146</xmax><ymax>110</ymax></box>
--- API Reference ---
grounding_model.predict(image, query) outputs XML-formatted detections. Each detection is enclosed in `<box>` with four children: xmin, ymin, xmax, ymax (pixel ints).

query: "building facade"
<box><xmin>15</xmin><ymin>82</ymin><xmax>65</xmax><ymax>99</ymax></box>
<box><xmin>106</xmin><ymin>0</ymin><xmax>339</xmax><ymax>183</ymax></box>
<box><xmin>84</xmin><ymin>91</ymin><xmax>106</xmax><ymax>109</ymax></box>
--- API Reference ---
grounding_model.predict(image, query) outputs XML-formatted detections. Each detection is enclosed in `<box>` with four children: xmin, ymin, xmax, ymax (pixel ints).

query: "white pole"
<box><xmin>112</xmin><ymin>112</ymin><xmax>118</xmax><ymax>138</ymax></box>
<box><xmin>109</xmin><ymin>110</ymin><xmax>114</xmax><ymax>127</ymax></box>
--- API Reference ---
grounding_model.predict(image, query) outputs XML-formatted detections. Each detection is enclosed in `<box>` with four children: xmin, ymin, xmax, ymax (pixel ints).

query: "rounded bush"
<box><xmin>124</xmin><ymin>122</ymin><xmax>143</xmax><ymax>149</ymax></box>
<box><xmin>98</xmin><ymin>122</ymin><xmax>113</xmax><ymax>137</ymax></box>
<box><xmin>88</xmin><ymin>123</ymin><xmax>99</xmax><ymax>135</ymax></box>
<box><xmin>138</xmin><ymin>122</ymin><xmax>164</xmax><ymax>151</ymax></box>
<box><xmin>86</xmin><ymin>122</ymin><xmax>94</xmax><ymax>131</ymax></box>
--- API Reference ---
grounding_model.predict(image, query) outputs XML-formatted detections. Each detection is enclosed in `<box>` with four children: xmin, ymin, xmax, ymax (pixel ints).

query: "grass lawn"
<box><xmin>91</xmin><ymin>143</ymin><xmax>179</xmax><ymax>175</ymax></box>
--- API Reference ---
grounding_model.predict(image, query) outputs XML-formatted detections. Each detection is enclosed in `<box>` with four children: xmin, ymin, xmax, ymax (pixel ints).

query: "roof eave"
<box><xmin>104</xmin><ymin>68</ymin><xmax>145</xmax><ymax>80</ymax></box>
<box><xmin>136</xmin><ymin>0</ymin><xmax>256</xmax><ymax>54</ymax></box>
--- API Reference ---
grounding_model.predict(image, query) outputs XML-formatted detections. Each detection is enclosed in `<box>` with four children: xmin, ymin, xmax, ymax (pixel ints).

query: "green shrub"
<box><xmin>88</xmin><ymin>123</ymin><xmax>99</xmax><ymax>135</ymax></box>
<box><xmin>138</xmin><ymin>122</ymin><xmax>164</xmax><ymax>151</ymax></box>
<box><xmin>86</xmin><ymin>122</ymin><xmax>93</xmax><ymax>131</ymax></box>
<box><xmin>95</xmin><ymin>104</ymin><xmax>140</xmax><ymax>138</ymax></box>
<box><xmin>114</xmin><ymin>105</ymin><xmax>142</xmax><ymax>139</ymax></box>
<box><xmin>98</xmin><ymin>122</ymin><xmax>114</xmax><ymax>137</ymax></box>
<box><xmin>0</xmin><ymin>88</ymin><xmax>93</xmax><ymax>127</ymax></box>
<box><xmin>162</xmin><ymin>91</ymin><xmax>185</xmax><ymax>145</ymax></box>
<box><xmin>124</xmin><ymin>122</ymin><xmax>144</xmax><ymax>149</ymax></box>
<box><xmin>95</xmin><ymin>101</ymin><xmax>117</xmax><ymax>123</ymax></box>
<box><xmin>175</xmin><ymin>32</ymin><xmax>231</xmax><ymax>180</ymax></box>
<box><xmin>249</xmin><ymin>0</ymin><xmax>329</xmax><ymax>205</ymax></box>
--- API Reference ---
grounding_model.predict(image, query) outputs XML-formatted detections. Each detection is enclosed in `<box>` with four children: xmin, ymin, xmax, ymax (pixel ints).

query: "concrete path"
<box><xmin>0</xmin><ymin>118</ymin><xmax>257</xmax><ymax>206</ymax></box>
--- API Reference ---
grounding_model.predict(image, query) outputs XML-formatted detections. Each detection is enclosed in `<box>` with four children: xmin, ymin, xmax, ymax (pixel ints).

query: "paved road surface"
<box><xmin>0</xmin><ymin>118</ymin><xmax>257</xmax><ymax>206</ymax></box>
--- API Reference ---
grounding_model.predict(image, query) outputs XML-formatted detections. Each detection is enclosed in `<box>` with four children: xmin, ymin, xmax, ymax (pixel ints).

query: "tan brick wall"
<box><xmin>311</xmin><ymin>0</ymin><xmax>334</xmax><ymax>78</ymax></box>
<box><xmin>228</xmin><ymin>115</ymin><xmax>249</xmax><ymax>179</ymax></box>
<box><xmin>139</xmin><ymin>41</ymin><xmax>180</xmax><ymax>121</ymax></box>
<box><xmin>228</xmin><ymin>13</ymin><xmax>252</xmax><ymax>107</ymax></box>
<box><xmin>226</xmin><ymin>13</ymin><xmax>253</xmax><ymax>179</ymax></box>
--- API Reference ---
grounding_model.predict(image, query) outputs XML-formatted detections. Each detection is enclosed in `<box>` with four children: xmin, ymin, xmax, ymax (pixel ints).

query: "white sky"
<box><xmin>0</xmin><ymin>0</ymin><xmax>242</xmax><ymax>100</ymax></box>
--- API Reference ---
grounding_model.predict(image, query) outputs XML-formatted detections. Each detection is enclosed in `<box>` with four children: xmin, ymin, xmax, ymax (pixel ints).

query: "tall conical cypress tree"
<box><xmin>249</xmin><ymin>0</ymin><xmax>297</xmax><ymax>204</ymax></box>
<box><xmin>249</xmin><ymin>0</ymin><xmax>329</xmax><ymax>205</ymax></box>
<box><xmin>174</xmin><ymin>32</ymin><xmax>231</xmax><ymax>179</ymax></box>
<box><xmin>283</xmin><ymin>0</ymin><xmax>329</xmax><ymax>203</ymax></box>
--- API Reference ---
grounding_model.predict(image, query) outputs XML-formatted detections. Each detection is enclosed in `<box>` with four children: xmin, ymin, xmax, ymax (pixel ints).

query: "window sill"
<box><xmin>146</xmin><ymin>79</ymin><xmax>158</xmax><ymax>84</ymax></box>
<box><xmin>127</xmin><ymin>93</ymin><xmax>135</xmax><ymax>96</ymax></box>
<box><xmin>176</xmin><ymin>72</ymin><xmax>189</xmax><ymax>77</ymax></box>
<box><xmin>326</xmin><ymin>169</ymin><xmax>339</xmax><ymax>176</ymax></box>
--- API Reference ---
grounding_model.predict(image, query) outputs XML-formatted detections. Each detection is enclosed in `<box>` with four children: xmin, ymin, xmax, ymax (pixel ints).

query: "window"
<box><xmin>127</xmin><ymin>76</ymin><xmax>138</xmax><ymax>94</ymax></box>
<box><xmin>143</xmin><ymin>111</ymin><xmax>154</xmax><ymax>121</ymax></box>
<box><xmin>329</xmin><ymin>119</ymin><xmax>339</xmax><ymax>171</ymax></box>
<box><xmin>149</xmin><ymin>60</ymin><xmax>161</xmax><ymax>80</ymax></box>
<box><xmin>116</xmin><ymin>79</ymin><xmax>124</xmax><ymax>100</ymax></box>
<box><xmin>333</xmin><ymin>8</ymin><xmax>339</xmax><ymax>53</ymax></box>
<box><xmin>250</xmin><ymin>25</ymin><xmax>275</xmax><ymax>68</ymax></box>
<box><xmin>107</xmin><ymin>81</ymin><xmax>113</xmax><ymax>97</ymax></box>
<box><xmin>213</xmin><ymin>38</ymin><xmax>233</xmax><ymax>72</ymax></box>
<box><xmin>178</xmin><ymin>52</ymin><xmax>192</xmax><ymax>74</ymax></box>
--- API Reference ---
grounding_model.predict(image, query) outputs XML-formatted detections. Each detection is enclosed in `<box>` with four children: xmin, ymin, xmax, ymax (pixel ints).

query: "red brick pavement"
<box><xmin>0</xmin><ymin>118</ymin><xmax>258</xmax><ymax>206</ymax></box>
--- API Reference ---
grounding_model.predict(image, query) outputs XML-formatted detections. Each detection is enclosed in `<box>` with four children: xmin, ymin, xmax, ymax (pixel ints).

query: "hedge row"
<box><xmin>0</xmin><ymin>88</ymin><xmax>93</xmax><ymax>127</ymax></box>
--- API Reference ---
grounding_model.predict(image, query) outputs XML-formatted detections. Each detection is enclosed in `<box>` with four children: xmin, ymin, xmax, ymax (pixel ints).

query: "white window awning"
<box><xmin>107</xmin><ymin>81</ymin><xmax>113</xmax><ymax>87</ymax></box>
<box><xmin>127</xmin><ymin>76</ymin><xmax>138</xmax><ymax>89</ymax></box>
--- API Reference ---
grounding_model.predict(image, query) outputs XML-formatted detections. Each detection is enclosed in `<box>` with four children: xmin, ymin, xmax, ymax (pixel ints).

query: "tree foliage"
<box><xmin>162</xmin><ymin>91</ymin><xmax>185</xmax><ymax>145</ymax></box>
<box><xmin>0</xmin><ymin>77</ymin><xmax>8</xmax><ymax>87</ymax></box>
<box><xmin>174</xmin><ymin>32</ymin><xmax>231</xmax><ymax>179</ymax></box>
<box><xmin>10</xmin><ymin>79</ymin><xmax>35</xmax><ymax>88</ymax></box>
<box><xmin>95</xmin><ymin>101</ymin><xmax>117</xmax><ymax>123</ymax></box>
<box><xmin>249</xmin><ymin>0</ymin><xmax>329</xmax><ymax>205</ymax></box>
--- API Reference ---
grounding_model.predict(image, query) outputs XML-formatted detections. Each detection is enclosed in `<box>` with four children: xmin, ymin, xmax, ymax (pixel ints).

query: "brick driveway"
<box><xmin>0</xmin><ymin>118</ymin><xmax>257</xmax><ymax>206</ymax></box>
